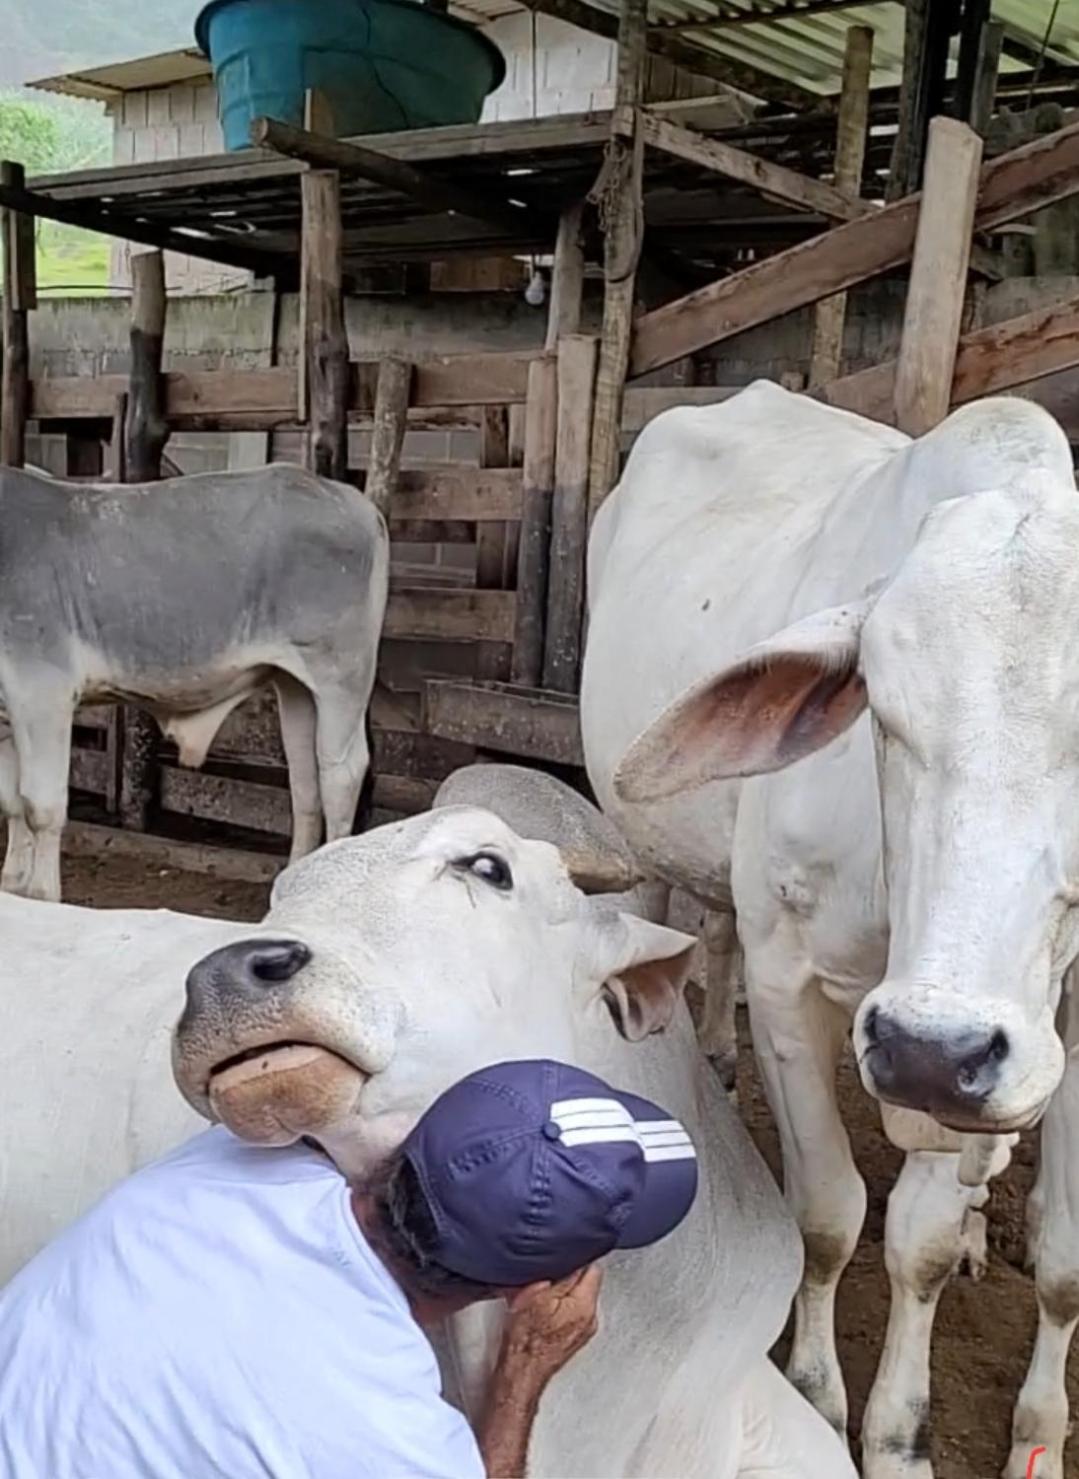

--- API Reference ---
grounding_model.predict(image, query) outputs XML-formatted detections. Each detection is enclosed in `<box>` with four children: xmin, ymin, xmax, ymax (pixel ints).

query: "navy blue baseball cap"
<box><xmin>399</xmin><ymin>1059</ymin><xmax>698</xmax><ymax>1287</ymax></box>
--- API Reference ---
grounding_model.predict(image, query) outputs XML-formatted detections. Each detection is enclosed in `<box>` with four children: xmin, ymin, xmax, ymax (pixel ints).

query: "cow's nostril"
<box><xmin>862</xmin><ymin>1004</ymin><xmax>881</xmax><ymax>1046</ymax></box>
<box><xmin>988</xmin><ymin>1029</ymin><xmax>1010</xmax><ymax>1064</ymax></box>
<box><xmin>248</xmin><ymin>941</ymin><xmax>312</xmax><ymax>984</ymax></box>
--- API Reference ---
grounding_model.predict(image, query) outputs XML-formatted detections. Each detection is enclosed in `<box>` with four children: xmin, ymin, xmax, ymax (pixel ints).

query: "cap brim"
<box><xmin>613</xmin><ymin>1089</ymin><xmax>698</xmax><ymax>1250</ymax></box>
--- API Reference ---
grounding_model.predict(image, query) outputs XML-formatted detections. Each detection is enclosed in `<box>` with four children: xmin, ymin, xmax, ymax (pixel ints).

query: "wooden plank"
<box><xmin>546</xmin><ymin>335</ymin><xmax>598</xmax><ymax>692</ymax></box>
<box><xmin>823</xmin><ymin>289</ymin><xmax>1079</xmax><ymax>422</ymax></box>
<box><xmin>512</xmin><ymin>356</ymin><xmax>558</xmax><ymax>687</ymax></box>
<box><xmin>894</xmin><ymin>118</ymin><xmax>983</xmax><ymax>436</ymax></box>
<box><xmin>475</xmin><ymin>406</ymin><xmax>513</xmax><ymax>683</ymax></box>
<box><xmin>887</xmin><ymin>0</ymin><xmax>955</xmax><ymax>199</ymax></box>
<box><xmin>365</xmin><ymin>357</ymin><xmax>411</xmax><ymax>517</ymax></box>
<box><xmin>388</xmin><ymin>467</ymin><xmax>523</xmax><ymax>523</ymax></box>
<box><xmin>424</xmin><ymin>680</ymin><xmax>583</xmax><ymax>766</ymax></box>
<box><xmin>546</xmin><ymin>202</ymin><xmax>586</xmax><ymax>351</ymax></box>
<box><xmin>252</xmin><ymin>116</ymin><xmax>540</xmax><ymax>235</ymax></box>
<box><xmin>639</xmin><ymin>113</ymin><xmax>872</xmax><ymax>224</ymax></box>
<box><xmin>63</xmin><ymin>819</ymin><xmax>282</xmax><ymax>885</ymax></box>
<box><xmin>301</xmin><ymin>170</ymin><xmax>348</xmax><ymax>480</ymax></box>
<box><xmin>809</xmin><ymin>25</ymin><xmax>873</xmax><ymax>387</ymax></box>
<box><xmin>970</xmin><ymin>21</ymin><xmax>1004</xmax><ymax>137</ymax></box>
<box><xmin>630</xmin><ymin>116</ymin><xmax>1079</xmax><ymax>378</ymax></box>
<box><xmin>385</xmin><ymin>587</ymin><xmax>515</xmax><ymax>642</ymax></box>
<box><xmin>1</xmin><ymin>162</ymin><xmax>31</xmax><ymax>469</ymax></box>
<box><xmin>955</xmin><ymin>0</ymin><xmax>991</xmax><ymax>128</ymax></box>
<box><xmin>125</xmin><ymin>250</ymin><xmax>169</xmax><ymax>482</ymax></box>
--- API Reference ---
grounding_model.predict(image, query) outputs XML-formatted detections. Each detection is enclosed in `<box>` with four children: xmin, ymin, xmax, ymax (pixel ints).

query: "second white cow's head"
<box><xmin>615</xmin><ymin>464</ymin><xmax>1079</xmax><ymax>1135</ymax></box>
<box><xmin>172</xmin><ymin>806</ymin><xmax>694</xmax><ymax>1175</ymax></box>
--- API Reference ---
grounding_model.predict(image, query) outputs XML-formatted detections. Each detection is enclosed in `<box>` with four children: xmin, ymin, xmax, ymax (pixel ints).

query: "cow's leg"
<box><xmin>274</xmin><ymin>675</ymin><xmax>323</xmax><ymax>863</ymax></box>
<box><xmin>1005</xmin><ymin>987</ymin><xmax>1079</xmax><ymax>1479</ymax></box>
<box><xmin>736</xmin><ymin>1355</ymin><xmax>858</xmax><ymax>1478</ymax></box>
<box><xmin>748</xmin><ymin>956</ymin><xmax>865</xmax><ymax>1437</ymax></box>
<box><xmin>700</xmin><ymin>909</ymin><xmax>741</xmax><ymax>1093</ymax></box>
<box><xmin>313</xmin><ymin>687</ymin><xmax>372</xmax><ymax>844</ymax></box>
<box><xmin>8</xmin><ymin>696</ymin><xmax>73</xmax><ymax>902</ymax></box>
<box><xmin>0</xmin><ymin>727</ymin><xmax>33</xmax><ymax>895</ymax></box>
<box><xmin>862</xmin><ymin>1143</ymin><xmax>1010</xmax><ymax>1479</ymax></box>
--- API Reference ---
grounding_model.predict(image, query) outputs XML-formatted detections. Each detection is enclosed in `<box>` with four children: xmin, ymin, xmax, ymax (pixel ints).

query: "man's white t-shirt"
<box><xmin>0</xmin><ymin>1126</ymin><xmax>485</xmax><ymax>1479</ymax></box>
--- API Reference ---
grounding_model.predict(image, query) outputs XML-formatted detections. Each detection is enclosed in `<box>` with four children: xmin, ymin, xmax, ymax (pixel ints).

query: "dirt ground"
<box><xmin>60</xmin><ymin>849</ymin><xmax>1079</xmax><ymax>1479</ymax></box>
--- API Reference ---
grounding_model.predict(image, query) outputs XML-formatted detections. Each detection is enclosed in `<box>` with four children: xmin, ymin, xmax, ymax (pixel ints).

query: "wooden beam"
<box><xmin>639</xmin><ymin>112</ymin><xmax>872</xmax><ymax>224</ymax></box>
<box><xmin>301</xmin><ymin>169</ymin><xmax>348</xmax><ymax>480</ymax></box>
<box><xmin>512</xmin><ymin>355</ymin><xmax>558</xmax><ymax>688</ymax></box>
<box><xmin>887</xmin><ymin>0</ymin><xmax>956</xmax><ymax>200</ymax></box>
<box><xmin>251</xmin><ymin>116</ymin><xmax>540</xmax><ymax>236</ymax></box>
<box><xmin>364</xmin><ymin>357</ymin><xmax>411</xmax><ymax>516</ymax></box>
<box><xmin>385</xmin><ymin>587</ymin><xmax>515</xmax><ymax>643</ymax></box>
<box><xmin>630</xmin><ymin>116</ymin><xmax>1079</xmax><ymax>377</ymax></box>
<box><xmin>970</xmin><ymin>20</ymin><xmax>1003</xmax><ymax>136</ymax></box>
<box><xmin>955</xmin><ymin>0</ymin><xmax>991</xmax><ymax>127</ymax></box>
<box><xmin>545</xmin><ymin>335</ymin><xmax>598</xmax><ymax>693</ymax></box>
<box><xmin>652</xmin><ymin>0</ymin><xmax>875</xmax><ymax>28</ymax></box>
<box><xmin>125</xmin><ymin>250</ymin><xmax>169</xmax><ymax>482</ymax></box>
<box><xmin>546</xmin><ymin>202</ymin><xmax>586</xmax><ymax>351</ymax></box>
<box><xmin>388</xmin><ymin>467</ymin><xmax>523</xmax><ymax>523</ymax></box>
<box><xmin>894</xmin><ymin>118</ymin><xmax>983</xmax><ymax>436</ymax></box>
<box><xmin>475</xmin><ymin>405</ymin><xmax>513</xmax><ymax>683</ymax></box>
<box><xmin>1</xmin><ymin>162</ymin><xmax>33</xmax><ymax>469</ymax></box>
<box><xmin>424</xmin><ymin>680</ymin><xmax>583</xmax><ymax>767</ymax></box>
<box><xmin>809</xmin><ymin>25</ymin><xmax>873</xmax><ymax>387</ymax></box>
<box><xmin>822</xmin><ymin>289</ymin><xmax>1079</xmax><ymax>422</ymax></box>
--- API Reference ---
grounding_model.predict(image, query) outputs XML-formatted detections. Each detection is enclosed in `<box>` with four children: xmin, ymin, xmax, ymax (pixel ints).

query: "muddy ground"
<box><xmin>60</xmin><ymin>849</ymin><xmax>1079</xmax><ymax>1479</ymax></box>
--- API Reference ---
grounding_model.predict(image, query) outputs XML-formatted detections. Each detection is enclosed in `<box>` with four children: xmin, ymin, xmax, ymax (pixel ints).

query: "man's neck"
<box><xmin>349</xmin><ymin>1188</ymin><xmax>473</xmax><ymax>1327</ymax></box>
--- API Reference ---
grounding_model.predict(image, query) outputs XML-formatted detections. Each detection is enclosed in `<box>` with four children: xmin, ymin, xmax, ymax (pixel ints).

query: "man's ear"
<box><xmin>585</xmin><ymin>904</ymin><xmax>697</xmax><ymax>1042</ymax></box>
<box><xmin>614</xmin><ymin>599</ymin><xmax>873</xmax><ymax>804</ymax></box>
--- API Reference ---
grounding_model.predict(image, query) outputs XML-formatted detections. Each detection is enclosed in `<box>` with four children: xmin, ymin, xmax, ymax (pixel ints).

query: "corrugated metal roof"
<box><xmin>26</xmin><ymin>0</ymin><xmax>1079</xmax><ymax>103</ymax></box>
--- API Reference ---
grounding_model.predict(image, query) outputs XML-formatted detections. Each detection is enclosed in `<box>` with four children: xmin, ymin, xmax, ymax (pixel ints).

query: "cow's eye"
<box><xmin>461</xmin><ymin>852</ymin><xmax>514</xmax><ymax>891</ymax></box>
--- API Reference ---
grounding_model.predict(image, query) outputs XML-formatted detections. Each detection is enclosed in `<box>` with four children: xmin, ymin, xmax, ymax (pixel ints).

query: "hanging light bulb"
<box><xmin>524</xmin><ymin>267</ymin><xmax>546</xmax><ymax>307</ymax></box>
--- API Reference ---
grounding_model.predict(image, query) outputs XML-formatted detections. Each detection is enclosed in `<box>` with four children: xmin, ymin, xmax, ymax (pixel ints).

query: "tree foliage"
<box><xmin>0</xmin><ymin>91</ymin><xmax>110</xmax><ymax>175</ymax></box>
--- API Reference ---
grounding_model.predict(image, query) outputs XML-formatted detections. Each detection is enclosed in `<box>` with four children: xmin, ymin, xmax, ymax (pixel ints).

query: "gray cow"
<box><xmin>0</xmin><ymin>463</ymin><xmax>388</xmax><ymax>902</ymax></box>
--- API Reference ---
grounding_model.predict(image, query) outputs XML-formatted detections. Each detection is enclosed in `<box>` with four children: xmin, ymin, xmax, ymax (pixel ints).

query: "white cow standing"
<box><xmin>0</xmin><ymin>462</ymin><xmax>387</xmax><ymax>902</ymax></box>
<box><xmin>0</xmin><ymin>794</ymin><xmax>851</xmax><ymax>1477</ymax></box>
<box><xmin>580</xmin><ymin>382</ymin><xmax>1079</xmax><ymax>1479</ymax></box>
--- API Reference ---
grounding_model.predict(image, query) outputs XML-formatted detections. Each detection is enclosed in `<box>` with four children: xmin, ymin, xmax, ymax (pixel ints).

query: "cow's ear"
<box><xmin>614</xmin><ymin>600</ymin><xmax>873</xmax><ymax>804</ymax></box>
<box><xmin>587</xmin><ymin>906</ymin><xmax>697</xmax><ymax>1042</ymax></box>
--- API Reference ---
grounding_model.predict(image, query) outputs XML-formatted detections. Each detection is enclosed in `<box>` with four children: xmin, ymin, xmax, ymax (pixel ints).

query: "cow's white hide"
<box><xmin>581</xmin><ymin>382</ymin><xmax>1079</xmax><ymax>1478</ymax></box>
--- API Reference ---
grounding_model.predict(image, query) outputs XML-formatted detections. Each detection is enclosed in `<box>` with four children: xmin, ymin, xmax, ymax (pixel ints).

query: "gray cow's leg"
<box><xmin>274</xmin><ymin>675</ymin><xmax>323</xmax><ymax>863</ymax></box>
<box><xmin>0</xmin><ymin>728</ymin><xmax>33</xmax><ymax>895</ymax></box>
<box><xmin>1006</xmin><ymin>983</ymin><xmax>1079</xmax><ymax>1479</ymax></box>
<box><xmin>7</xmin><ymin>694</ymin><xmax>74</xmax><ymax>902</ymax></box>
<box><xmin>700</xmin><ymin>909</ymin><xmax>741</xmax><ymax>1094</ymax></box>
<box><xmin>314</xmin><ymin>685</ymin><xmax>373</xmax><ymax>844</ymax></box>
<box><xmin>747</xmin><ymin>935</ymin><xmax>866</xmax><ymax>1440</ymax></box>
<box><xmin>862</xmin><ymin>1142</ymin><xmax>1012</xmax><ymax>1479</ymax></box>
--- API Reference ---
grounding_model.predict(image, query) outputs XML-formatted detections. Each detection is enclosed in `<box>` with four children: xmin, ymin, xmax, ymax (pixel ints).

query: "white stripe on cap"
<box><xmin>549</xmin><ymin>1098</ymin><xmax>696</xmax><ymax>1162</ymax></box>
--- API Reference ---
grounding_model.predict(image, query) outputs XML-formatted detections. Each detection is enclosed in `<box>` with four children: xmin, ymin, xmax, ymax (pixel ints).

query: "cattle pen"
<box><xmin>2</xmin><ymin>3</ymin><xmax>1079</xmax><ymax>874</ymax></box>
<box><xmin>3</xmin><ymin>2</ymin><xmax>1079</xmax><ymax>1475</ymax></box>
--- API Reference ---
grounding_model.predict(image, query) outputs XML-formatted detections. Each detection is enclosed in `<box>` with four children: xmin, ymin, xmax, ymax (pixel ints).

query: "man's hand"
<box><xmin>478</xmin><ymin>1268</ymin><xmax>602</xmax><ymax>1478</ymax></box>
<box><xmin>502</xmin><ymin>1266</ymin><xmax>602</xmax><ymax>1380</ymax></box>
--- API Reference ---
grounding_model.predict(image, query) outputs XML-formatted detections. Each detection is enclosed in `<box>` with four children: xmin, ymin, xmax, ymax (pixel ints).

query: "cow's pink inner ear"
<box><xmin>604</xmin><ymin>944</ymin><xmax>697</xmax><ymax>1042</ymax></box>
<box><xmin>615</xmin><ymin>652</ymin><xmax>867</xmax><ymax>802</ymax></box>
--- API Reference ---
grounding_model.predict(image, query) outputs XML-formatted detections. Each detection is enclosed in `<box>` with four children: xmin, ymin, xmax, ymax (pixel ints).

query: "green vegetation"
<box><xmin>0</xmin><ymin>90</ymin><xmax>112</xmax><ymax>294</ymax></box>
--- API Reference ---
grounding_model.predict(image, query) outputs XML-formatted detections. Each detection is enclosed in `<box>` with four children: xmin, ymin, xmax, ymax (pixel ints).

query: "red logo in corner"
<box><xmin>1026</xmin><ymin>1448</ymin><xmax>1047</xmax><ymax>1479</ymax></box>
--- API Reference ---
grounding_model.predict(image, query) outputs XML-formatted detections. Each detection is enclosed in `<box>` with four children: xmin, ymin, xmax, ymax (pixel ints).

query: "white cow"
<box><xmin>0</xmin><ymin>463</ymin><xmax>387</xmax><ymax>902</ymax></box>
<box><xmin>0</xmin><ymin>804</ymin><xmax>852</xmax><ymax>1478</ymax></box>
<box><xmin>580</xmin><ymin>382</ymin><xmax>1079</xmax><ymax>1479</ymax></box>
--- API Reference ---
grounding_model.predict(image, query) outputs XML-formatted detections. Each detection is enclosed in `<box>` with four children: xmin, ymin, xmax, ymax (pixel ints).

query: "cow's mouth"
<box><xmin>207</xmin><ymin>1040</ymin><xmax>366</xmax><ymax>1146</ymax></box>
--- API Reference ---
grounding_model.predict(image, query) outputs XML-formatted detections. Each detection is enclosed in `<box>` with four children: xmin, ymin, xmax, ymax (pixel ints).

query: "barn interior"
<box><xmin>1</xmin><ymin>0</ymin><xmax>1078</xmax><ymax>875</ymax></box>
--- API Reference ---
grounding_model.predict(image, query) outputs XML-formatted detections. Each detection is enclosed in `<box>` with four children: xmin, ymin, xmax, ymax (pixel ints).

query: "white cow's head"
<box><xmin>615</xmin><ymin>458</ymin><xmax>1079</xmax><ymax>1134</ymax></box>
<box><xmin>172</xmin><ymin>807</ymin><xmax>694</xmax><ymax>1174</ymax></box>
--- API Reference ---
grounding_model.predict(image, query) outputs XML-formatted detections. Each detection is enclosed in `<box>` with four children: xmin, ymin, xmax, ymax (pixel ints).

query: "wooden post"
<box><xmin>475</xmin><ymin>406</ymin><xmax>513</xmax><ymax>682</ymax></box>
<box><xmin>970</xmin><ymin>20</ymin><xmax>1003</xmax><ymax>137</ymax></box>
<box><xmin>887</xmin><ymin>0</ymin><xmax>958</xmax><ymax>200</ymax></box>
<box><xmin>364</xmin><ymin>356</ymin><xmax>411</xmax><ymax>517</ymax></box>
<box><xmin>545</xmin><ymin>201</ymin><xmax>586</xmax><ymax>351</ymax></box>
<box><xmin>512</xmin><ymin>355</ymin><xmax>558</xmax><ymax>688</ymax></box>
<box><xmin>301</xmin><ymin>169</ymin><xmax>349</xmax><ymax>481</ymax></box>
<box><xmin>1</xmin><ymin>161</ymin><xmax>34</xmax><ymax>469</ymax></box>
<box><xmin>107</xmin><ymin>393</ymin><xmax>128</xmax><ymax>481</ymax></box>
<box><xmin>586</xmin><ymin>0</ymin><xmax>646</xmax><ymax>516</ymax></box>
<box><xmin>809</xmin><ymin>26</ymin><xmax>873</xmax><ymax>387</ymax></box>
<box><xmin>954</xmin><ymin>0</ymin><xmax>991</xmax><ymax>128</ymax></box>
<box><xmin>894</xmin><ymin>117</ymin><xmax>983</xmax><ymax>437</ymax></box>
<box><xmin>544</xmin><ymin>335</ymin><xmax>598</xmax><ymax>693</ymax></box>
<box><xmin>125</xmin><ymin>250</ymin><xmax>168</xmax><ymax>482</ymax></box>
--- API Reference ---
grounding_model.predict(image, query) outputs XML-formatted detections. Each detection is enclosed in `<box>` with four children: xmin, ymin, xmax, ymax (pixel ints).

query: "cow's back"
<box><xmin>0</xmin><ymin>464</ymin><xmax>387</xmax><ymax>682</ymax></box>
<box><xmin>0</xmin><ymin>894</ymin><xmax>241</xmax><ymax>1280</ymax></box>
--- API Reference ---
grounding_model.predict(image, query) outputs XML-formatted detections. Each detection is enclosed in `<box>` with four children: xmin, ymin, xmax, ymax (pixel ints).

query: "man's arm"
<box><xmin>476</xmin><ymin>1267</ymin><xmax>601</xmax><ymax>1479</ymax></box>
